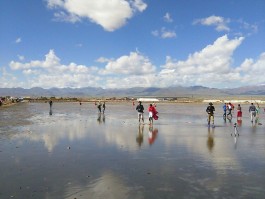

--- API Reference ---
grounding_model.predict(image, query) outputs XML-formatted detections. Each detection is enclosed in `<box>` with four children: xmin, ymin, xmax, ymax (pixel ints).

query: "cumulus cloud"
<box><xmin>7</xmin><ymin>49</ymin><xmax>156</xmax><ymax>88</ymax></box>
<box><xmin>9</xmin><ymin>49</ymin><xmax>100</xmax><ymax>88</ymax></box>
<box><xmin>158</xmin><ymin>35</ymin><xmax>245</xmax><ymax>87</ymax></box>
<box><xmin>194</xmin><ymin>15</ymin><xmax>230</xmax><ymax>32</ymax></box>
<box><xmin>110</xmin><ymin>74</ymin><xmax>157</xmax><ymax>88</ymax></box>
<box><xmin>46</xmin><ymin>0</ymin><xmax>147</xmax><ymax>31</ymax></box>
<box><xmin>5</xmin><ymin>35</ymin><xmax>265</xmax><ymax>89</ymax></box>
<box><xmin>101</xmin><ymin>51</ymin><xmax>156</xmax><ymax>75</ymax></box>
<box><xmin>235</xmin><ymin>52</ymin><xmax>265</xmax><ymax>84</ymax></box>
<box><xmin>96</xmin><ymin>57</ymin><xmax>112</xmax><ymax>63</ymax></box>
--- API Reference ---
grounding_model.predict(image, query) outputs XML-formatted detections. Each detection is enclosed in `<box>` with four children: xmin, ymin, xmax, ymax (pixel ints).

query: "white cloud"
<box><xmin>105</xmin><ymin>74</ymin><xmax>156</xmax><ymax>88</ymax></box>
<box><xmin>163</xmin><ymin>12</ymin><xmax>173</xmax><ymax>23</ymax></box>
<box><xmin>235</xmin><ymin>52</ymin><xmax>265</xmax><ymax>83</ymax></box>
<box><xmin>9</xmin><ymin>49</ymin><xmax>100</xmax><ymax>88</ymax></box>
<box><xmin>5</xmin><ymin>35</ymin><xmax>265</xmax><ymax>89</ymax></box>
<box><xmin>152</xmin><ymin>27</ymin><xmax>176</xmax><ymax>39</ymax></box>
<box><xmin>46</xmin><ymin>0</ymin><xmax>147</xmax><ymax>31</ymax></box>
<box><xmin>158</xmin><ymin>35</ymin><xmax>245</xmax><ymax>87</ymax></box>
<box><xmin>101</xmin><ymin>51</ymin><xmax>156</xmax><ymax>75</ymax></box>
<box><xmin>194</xmin><ymin>15</ymin><xmax>230</xmax><ymax>32</ymax></box>
<box><xmin>53</xmin><ymin>11</ymin><xmax>81</xmax><ymax>23</ymax></box>
<box><xmin>15</xmin><ymin>37</ymin><xmax>22</xmax><ymax>43</ymax></box>
<box><xmin>96</xmin><ymin>57</ymin><xmax>112</xmax><ymax>63</ymax></box>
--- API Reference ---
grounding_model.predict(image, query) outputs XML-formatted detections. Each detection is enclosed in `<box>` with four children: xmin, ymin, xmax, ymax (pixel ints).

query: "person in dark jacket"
<box><xmin>206</xmin><ymin>102</ymin><xmax>215</xmax><ymax>126</ymax></box>
<box><xmin>136</xmin><ymin>101</ymin><xmax>144</xmax><ymax>123</ymax></box>
<box><xmin>249</xmin><ymin>103</ymin><xmax>256</xmax><ymax>123</ymax></box>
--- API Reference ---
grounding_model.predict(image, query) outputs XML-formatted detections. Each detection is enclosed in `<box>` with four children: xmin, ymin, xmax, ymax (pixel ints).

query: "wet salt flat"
<box><xmin>0</xmin><ymin>102</ymin><xmax>265</xmax><ymax>199</ymax></box>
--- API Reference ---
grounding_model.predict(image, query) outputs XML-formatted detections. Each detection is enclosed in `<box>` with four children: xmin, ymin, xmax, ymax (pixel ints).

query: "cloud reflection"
<box><xmin>64</xmin><ymin>171</ymin><xmax>135</xmax><ymax>199</ymax></box>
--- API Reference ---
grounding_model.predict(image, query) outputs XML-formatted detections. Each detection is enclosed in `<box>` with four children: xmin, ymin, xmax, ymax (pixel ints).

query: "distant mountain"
<box><xmin>225</xmin><ymin>85</ymin><xmax>265</xmax><ymax>95</ymax></box>
<box><xmin>0</xmin><ymin>85</ymin><xmax>265</xmax><ymax>98</ymax></box>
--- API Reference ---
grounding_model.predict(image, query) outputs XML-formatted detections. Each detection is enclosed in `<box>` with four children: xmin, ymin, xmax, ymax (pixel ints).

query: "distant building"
<box><xmin>137</xmin><ymin>98</ymin><xmax>159</xmax><ymax>102</ymax></box>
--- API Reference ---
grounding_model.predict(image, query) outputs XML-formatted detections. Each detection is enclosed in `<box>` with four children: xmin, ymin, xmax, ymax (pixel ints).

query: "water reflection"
<box><xmin>234</xmin><ymin>135</ymin><xmax>238</xmax><ymax>149</ymax></box>
<box><xmin>136</xmin><ymin>124</ymin><xmax>144</xmax><ymax>147</ymax></box>
<box><xmin>148</xmin><ymin>126</ymin><xmax>158</xmax><ymax>145</ymax></box>
<box><xmin>237</xmin><ymin>119</ymin><xmax>242</xmax><ymax>127</ymax></box>
<box><xmin>64</xmin><ymin>172</ymin><xmax>131</xmax><ymax>199</ymax></box>
<box><xmin>2</xmin><ymin>103</ymin><xmax>265</xmax><ymax>198</ymax></box>
<box><xmin>251</xmin><ymin>124</ymin><xmax>257</xmax><ymax>133</ymax></box>
<box><xmin>97</xmin><ymin>113</ymin><xmax>105</xmax><ymax>124</ymax></box>
<box><xmin>49</xmin><ymin>107</ymin><xmax>53</xmax><ymax>115</ymax></box>
<box><xmin>207</xmin><ymin>127</ymin><xmax>215</xmax><ymax>152</ymax></box>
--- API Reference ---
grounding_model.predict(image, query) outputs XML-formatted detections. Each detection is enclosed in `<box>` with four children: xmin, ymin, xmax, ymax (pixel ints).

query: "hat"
<box><xmin>209</xmin><ymin>102</ymin><xmax>213</xmax><ymax>105</ymax></box>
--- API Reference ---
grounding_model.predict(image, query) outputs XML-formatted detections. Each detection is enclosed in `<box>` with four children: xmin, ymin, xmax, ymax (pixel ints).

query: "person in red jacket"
<box><xmin>148</xmin><ymin>104</ymin><xmax>158</xmax><ymax>125</ymax></box>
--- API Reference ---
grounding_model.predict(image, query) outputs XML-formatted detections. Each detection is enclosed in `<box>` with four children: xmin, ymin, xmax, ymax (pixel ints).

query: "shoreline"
<box><xmin>1</xmin><ymin>95</ymin><xmax>265</xmax><ymax>108</ymax></box>
<box><xmin>4</xmin><ymin>99</ymin><xmax>265</xmax><ymax>105</ymax></box>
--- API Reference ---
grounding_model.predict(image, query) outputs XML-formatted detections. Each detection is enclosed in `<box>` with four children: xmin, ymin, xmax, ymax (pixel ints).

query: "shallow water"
<box><xmin>0</xmin><ymin>102</ymin><xmax>265</xmax><ymax>199</ymax></box>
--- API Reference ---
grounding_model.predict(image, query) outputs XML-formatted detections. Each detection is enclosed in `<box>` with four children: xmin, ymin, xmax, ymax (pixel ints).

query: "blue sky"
<box><xmin>0</xmin><ymin>0</ymin><xmax>264</xmax><ymax>89</ymax></box>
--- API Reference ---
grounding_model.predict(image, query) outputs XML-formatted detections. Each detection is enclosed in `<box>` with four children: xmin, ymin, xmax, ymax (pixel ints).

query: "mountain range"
<box><xmin>1</xmin><ymin>85</ymin><xmax>265</xmax><ymax>98</ymax></box>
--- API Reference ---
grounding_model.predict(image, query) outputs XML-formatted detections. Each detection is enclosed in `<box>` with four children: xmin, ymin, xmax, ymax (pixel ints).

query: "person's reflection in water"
<box><xmin>49</xmin><ymin>108</ymin><xmax>52</xmax><ymax>115</ymax></box>
<box><xmin>234</xmin><ymin>135</ymin><xmax>238</xmax><ymax>149</ymax></box>
<box><xmin>237</xmin><ymin>119</ymin><xmax>242</xmax><ymax>127</ymax></box>
<box><xmin>251</xmin><ymin>123</ymin><xmax>257</xmax><ymax>133</ymax></box>
<box><xmin>148</xmin><ymin>126</ymin><xmax>158</xmax><ymax>145</ymax></box>
<box><xmin>97</xmin><ymin>113</ymin><xmax>105</xmax><ymax>124</ymax></box>
<box><xmin>136</xmin><ymin>124</ymin><xmax>144</xmax><ymax>147</ymax></box>
<box><xmin>97</xmin><ymin>113</ymin><xmax>102</xmax><ymax>124</ymax></box>
<box><xmin>102</xmin><ymin>113</ymin><xmax>105</xmax><ymax>123</ymax></box>
<box><xmin>207</xmin><ymin>127</ymin><xmax>215</xmax><ymax>152</ymax></box>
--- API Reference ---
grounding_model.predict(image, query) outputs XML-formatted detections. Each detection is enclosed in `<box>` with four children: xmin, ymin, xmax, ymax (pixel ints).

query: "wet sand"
<box><xmin>0</xmin><ymin>102</ymin><xmax>265</xmax><ymax>199</ymax></box>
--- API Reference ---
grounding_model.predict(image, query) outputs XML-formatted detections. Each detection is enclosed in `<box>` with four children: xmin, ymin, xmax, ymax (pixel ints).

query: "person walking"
<box><xmin>148</xmin><ymin>104</ymin><xmax>156</xmax><ymax>125</ymax></box>
<box><xmin>249</xmin><ymin>103</ymin><xmax>257</xmax><ymax>123</ymax></box>
<box><xmin>136</xmin><ymin>101</ymin><xmax>144</xmax><ymax>123</ymax></box>
<box><xmin>49</xmin><ymin>100</ymin><xmax>53</xmax><ymax>115</ymax></box>
<box><xmin>102</xmin><ymin>102</ymin><xmax>106</xmax><ymax>114</ymax></box>
<box><xmin>223</xmin><ymin>103</ymin><xmax>227</xmax><ymax>118</ymax></box>
<box><xmin>227</xmin><ymin>102</ymin><xmax>233</xmax><ymax>118</ymax></box>
<box><xmin>256</xmin><ymin>103</ymin><xmax>261</xmax><ymax>124</ymax></box>
<box><xmin>97</xmin><ymin>102</ymin><xmax>102</xmax><ymax>113</ymax></box>
<box><xmin>206</xmin><ymin>102</ymin><xmax>215</xmax><ymax>127</ymax></box>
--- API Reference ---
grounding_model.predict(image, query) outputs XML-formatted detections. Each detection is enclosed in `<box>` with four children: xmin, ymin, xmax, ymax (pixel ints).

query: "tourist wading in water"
<box><xmin>249</xmin><ymin>103</ymin><xmax>257</xmax><ymax>123</ymax></box>
<box><xmin>136</xmin><ymin>101</ymin><xmax>144</xmax><ymax>123</ymax></box>
<box><xmin>148</xmin><ymin>103</ymin><xmax>158</xmax><ymax>125</ymax></box>
<box><xmin>206</xmin><ymin>102</ymin><xmax>215</xmax><ymax>127</ymax></box>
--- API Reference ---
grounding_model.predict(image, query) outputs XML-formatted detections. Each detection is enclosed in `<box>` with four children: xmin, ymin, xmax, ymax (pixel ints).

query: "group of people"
<box><xmin>222</xmin><ymin>102</ymin><xmax>235</xmax><ymax>119</ymax></box>
<box><xmin>136</xmin><ymin>101</ymin><xmax>158</xmax><ymax>125</ymax></box>
<box><xmin>95</xmin><ymin>101</ymin><xmax>106</xmax><ymax>114</ymax></box>
<box><xmin>206</xmin><ymin>102</ymin><xmax>262</xmax><ymax>126</ymax></box>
